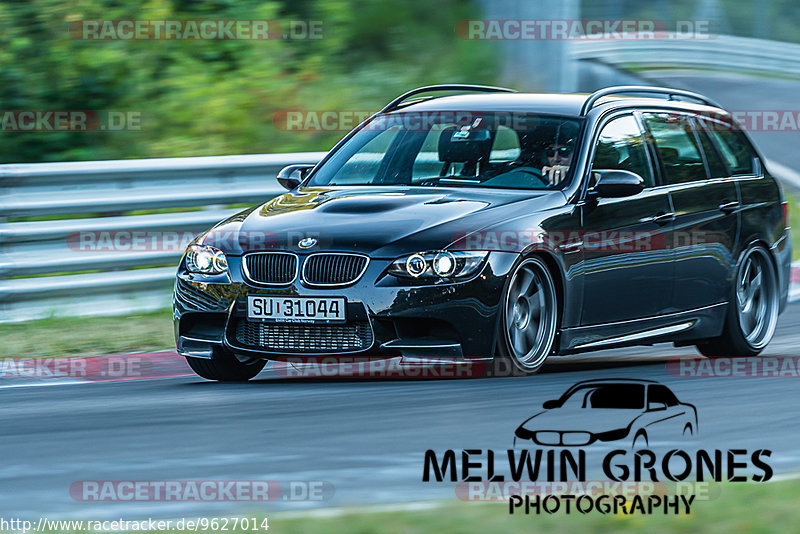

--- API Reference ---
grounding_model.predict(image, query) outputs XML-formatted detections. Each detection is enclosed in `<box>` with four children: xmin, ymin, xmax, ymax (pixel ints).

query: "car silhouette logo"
<box><xmin>298</xmin><ymin>237</ymin><xmax>317</xmax><ymax>249</ymax></box>
<box><xmin>513</xmin><ymin>379</ymin><xmax>698</xmax><ymax>449</ymax></box>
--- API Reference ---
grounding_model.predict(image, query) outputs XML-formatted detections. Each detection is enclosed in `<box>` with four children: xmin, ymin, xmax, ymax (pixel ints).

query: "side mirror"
<box><xmin>542</xmin><ymin>399</ymin><xmax>560</xmax><ymax>409</ymax></box>
<box><xmin>277</xmin><ymin>164</ymin><xmax>313</xmax><ymax>190</ymax></box>
<box><xmin>647</xmin><ymin>401</ymin><xmax>667</xmax><ymax>412</ymax></box>
<box><xmin>590</xmin><ymin>169</ymin><xmax>645</xmax><ymax>198</ymax></box>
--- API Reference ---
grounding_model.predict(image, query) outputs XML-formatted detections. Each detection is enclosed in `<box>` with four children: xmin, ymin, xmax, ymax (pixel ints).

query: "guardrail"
<box><xmin>0</xmin><ymin>153</ymin><xmax>325</xmax><ymax>323</ymax></box>
<box><xmin>570</xmin><ymin>34</ymin><xmax>800</xmax><ymax>78</ymax></box>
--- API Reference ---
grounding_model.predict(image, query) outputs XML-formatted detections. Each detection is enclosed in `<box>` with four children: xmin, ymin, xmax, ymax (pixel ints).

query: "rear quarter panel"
<box><xmin>737</xmin><ymin>172</ymin><xmax>791</xmax><ymax>309</ymax></box>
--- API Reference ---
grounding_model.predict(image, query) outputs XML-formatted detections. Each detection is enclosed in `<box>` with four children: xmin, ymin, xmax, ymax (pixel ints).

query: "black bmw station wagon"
<box><xmin>174</xmin><ymin>85</ymin><xmax>792</xmax><ymax>381</ymax></box>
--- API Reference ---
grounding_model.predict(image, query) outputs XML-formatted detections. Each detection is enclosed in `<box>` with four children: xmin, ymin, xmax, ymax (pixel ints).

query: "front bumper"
<box><xmin>173</xmin><ymin>251</ymin><xmax>517</xmax><ymax>361</ymax></box>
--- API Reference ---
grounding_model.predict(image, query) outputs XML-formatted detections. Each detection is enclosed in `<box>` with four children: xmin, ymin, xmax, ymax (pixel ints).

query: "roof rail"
<box><xmin>380</xmin><ymin>84</ymin><xmax>517</xmax><ymax>113</ymax></box>
<box><xmin>580</xmin><ymin>85</ymin><xmax>722</xmax><ymax>115</ymax></box>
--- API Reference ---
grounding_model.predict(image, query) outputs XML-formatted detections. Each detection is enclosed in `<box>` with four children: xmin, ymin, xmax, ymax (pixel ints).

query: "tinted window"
<box><xmin>643</xmin><ymin>113</ymin><xmax>706</xmax><ymax>184</ymax></box>
<box><xmin>702</xmin><ymin>121</ymin><xmax>757</xmax><ymax>175</ymax></box>
<box><xmin>695</xmin><ymin>126</ymin><xmax>728</xmax><ymax>178</ymax></box>
<box><xmin>412</xmin><ymin>123</ymin><xmax>460</xmax><ymax>180</ymax></box>
<box><xmin>592</xmin><ymin>115</ymin><xmax>654</xmax><ymax>187</ymax></box>
<box><xmin>309</xmin><ymin>113</ymin><xmax>582</xmax><ymax>190</ymax></box>
<box><xmin>490</xmin><ymin>125</ymin><xmax>521</xmax><ymax>162</ymax></box>
<box><xmin>648</xmin><ymin>385</ymin><xmax>679</xmax><ymax>406</ymax></box>
<box><xmin>330</xmin><ymin>125</ymin><xmax>402</xmax><ymax>184</ymax></box>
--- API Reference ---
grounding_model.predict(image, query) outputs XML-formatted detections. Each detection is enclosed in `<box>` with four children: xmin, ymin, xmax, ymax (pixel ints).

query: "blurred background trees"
<box><xmin>1</xmin><ymin>0</ymin><xmax>797</xmax><ymax>163</ymax></box>
<box><xmin>0</xmin><ymin>0</ymin><xmax>496</xmax><ymax>163</ymax></box>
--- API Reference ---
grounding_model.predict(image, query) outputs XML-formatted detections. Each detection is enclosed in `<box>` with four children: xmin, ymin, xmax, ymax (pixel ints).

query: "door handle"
<box><xmin>718</xmin><ymin>200</ymin><xmax>740</xmax><ymax>213</ymax></box>
<box><xmin>640</xmin><ymin>212</ymin><xmax>675</xmax><ymax>226</ymax></box>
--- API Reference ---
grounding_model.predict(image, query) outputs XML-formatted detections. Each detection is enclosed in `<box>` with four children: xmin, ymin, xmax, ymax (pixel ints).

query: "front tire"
<box><xmin>491</xmin><ymin>256</ymin><xmax>559</xmax><ymax>377</ymax></box>
<box><xmin>696</xmin><ymin>245</ymin><xmax>779</xmax><ymax>357</ymax></box>
<box><xmin>186</xmin><ymin>348</ymin><xmax>266</xmax><ymax>382</ymax></box>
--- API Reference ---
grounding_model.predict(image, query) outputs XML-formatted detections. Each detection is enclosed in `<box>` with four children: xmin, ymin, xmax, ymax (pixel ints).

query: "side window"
<box><xmin>643</xmin><ymin>113</ymin><xmax>706</xmax><ymax>184</ymax></box>
<box><xmin>694</xmin><ymin>123</ymin><xmax>728</xmax><ymax>178</ymax></box>
<box><xmin>702</xmin><ymin>121</ymin><xmax>757</xmax><ymax>175</ymax></box>
<box><xmin>490</xmin><ymin>125</ymin><xmax>521</xmax><ymax>162</ymax></box>
<box><xmin>648</xmin><ymin>385</ymin><xmax>679</xmax><ymax>407</ymax></box>
<box><xmin>591</xmin><ymin>115</ymin><xmax>654</xmax><ymax>187</ymax></box>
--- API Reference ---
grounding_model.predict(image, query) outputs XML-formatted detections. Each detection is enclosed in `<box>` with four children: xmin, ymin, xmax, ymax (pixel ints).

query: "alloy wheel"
<box><xmin>735</xmin><ymin>247</ymin><xmax>779</xmax><ymax>350</ymax></box>
<box><xmin>502</xmin><ymin>257</ymin><xmax>558</xmax><ymax>372</ymax></box>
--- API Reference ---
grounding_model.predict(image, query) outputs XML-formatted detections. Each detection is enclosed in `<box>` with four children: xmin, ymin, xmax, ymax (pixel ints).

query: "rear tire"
<box><xmin>696</xmin><ymin>246</ymin><xmax>779</xmax><ymax>357</ymax></box>
<box><xmin>490</xmin><ymin>256</ymin><xmax>559</xmax><ymax>377</ymax></box>
<box><xmin>186</xmin><ymin>348</ymin><xmax>265</xmax><ymax>382</ymax></box>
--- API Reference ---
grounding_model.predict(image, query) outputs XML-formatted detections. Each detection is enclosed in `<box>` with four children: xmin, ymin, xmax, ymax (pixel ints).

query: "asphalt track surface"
<box><xmin>1</xmin><ymin>299</ymin><xmax>799</xmax><ymax>520</ymax></box>
<box><xmin>3</xmin><ymin>73</ymin><xmax>800</xmax><ymax>521</ymax></box>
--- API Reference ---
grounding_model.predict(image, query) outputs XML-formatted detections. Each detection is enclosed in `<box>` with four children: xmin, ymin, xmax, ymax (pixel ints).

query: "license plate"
<box><xmin>247</xmin><ymin>295</ymin><xmax>346</xmax><ymax>323</ymax></box>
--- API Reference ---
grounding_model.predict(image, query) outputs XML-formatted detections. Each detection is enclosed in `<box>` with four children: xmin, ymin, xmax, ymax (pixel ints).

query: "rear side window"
<box><xmin>702</xmin><ymin>121</ymin><xmax>758</xmax><ymax>175</ymax></box>
<box><xmin>648</xmin><ymin>385</ymin><xmax>679</xmax><ymax>407</ymax></box>
<box><xmin>643</xmin><ymin>113</ymin><xmax>706</xmax><ymax>184</ymax></box>
<box><xmin>694</xmin><ymin>126</ymin><xmax>728</xmax><ymax>178</ymax></box>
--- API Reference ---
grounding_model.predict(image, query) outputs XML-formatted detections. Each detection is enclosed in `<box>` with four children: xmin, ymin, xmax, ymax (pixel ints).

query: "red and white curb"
<box><xmin>791</xmin><ymin>261</ymin><xmax>800</xmax><ymax>303</ymax></box>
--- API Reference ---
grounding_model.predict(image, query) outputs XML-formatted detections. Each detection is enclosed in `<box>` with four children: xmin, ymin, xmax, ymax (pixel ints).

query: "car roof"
<box><xmin>564</xmin><ymin>378</ymin><xmax>659</xmax><ymax>389</ymax></box>
<box><xmin>395</xmin><ymin>92</ymin><xmax>727</xmax><ymax>118</ymax></box>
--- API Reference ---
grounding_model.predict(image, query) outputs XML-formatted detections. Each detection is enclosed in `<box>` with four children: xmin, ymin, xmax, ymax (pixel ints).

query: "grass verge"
<box><xmin>269</xmin><ymin>479</ymin><xmax>799</xmax><ymax>534</ymax></box>
<box><xmin>31</xmin><ymin>479</ymin><xmax>796</xmax><ymax>533</ymax></box>
<box><xmin>1</xmin><ymin>309</ymin><xmax>174</xmax><ymax>358</ymax></box>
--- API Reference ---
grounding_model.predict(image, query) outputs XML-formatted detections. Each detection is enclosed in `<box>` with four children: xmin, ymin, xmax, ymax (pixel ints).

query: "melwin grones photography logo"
<box><xmin>421</xmin><ymin>379</ymin><xmax>773</xmax><ymax>516</ymax></box>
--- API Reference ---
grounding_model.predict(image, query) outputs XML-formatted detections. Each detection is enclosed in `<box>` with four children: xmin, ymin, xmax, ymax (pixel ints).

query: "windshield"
<box><xmin>307</xmin><ymin>112</ymin><xmax>582</xmax><ymax>190</ymax></box>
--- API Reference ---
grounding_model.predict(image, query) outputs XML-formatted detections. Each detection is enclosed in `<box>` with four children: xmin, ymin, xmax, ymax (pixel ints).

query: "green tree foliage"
<box><xmin>0</xmin><ymin>0</ymin><xmax>497</xmax><ymax>163</ymax></box>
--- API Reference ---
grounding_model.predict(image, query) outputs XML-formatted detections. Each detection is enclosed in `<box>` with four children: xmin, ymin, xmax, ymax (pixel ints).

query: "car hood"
<box><xmin>517</xmin><ymin>408</ymin><xmax>642</xmax><ymax>435</ymax></box>
<box><xmin>196</xmin><ymin>186</ymin><xmax>564</xmax><ymax>256</ymax></box>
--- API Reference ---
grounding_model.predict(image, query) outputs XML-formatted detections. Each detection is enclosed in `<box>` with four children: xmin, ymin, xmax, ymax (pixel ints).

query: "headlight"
<box><xmin>185</xmin><ymin>245</ymin><xmax>228</xmax><ymax>275</ymax></box>
<box><xmin>388</xmin><ymin>251</ymin><xmax>488</xmax><ymax>279</ymax></box>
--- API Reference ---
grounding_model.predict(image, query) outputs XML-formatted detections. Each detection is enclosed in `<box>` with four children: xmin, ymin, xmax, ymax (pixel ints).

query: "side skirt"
<box><xmin>556</xmin><ymin>303</ymin><xmax>727</xmax><ymax>355</ymax></box>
